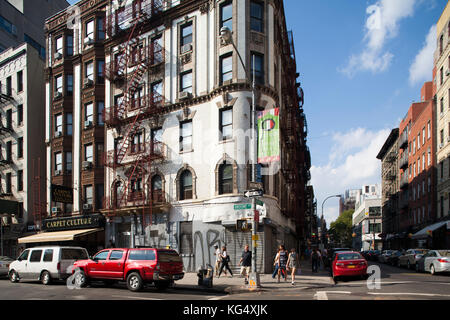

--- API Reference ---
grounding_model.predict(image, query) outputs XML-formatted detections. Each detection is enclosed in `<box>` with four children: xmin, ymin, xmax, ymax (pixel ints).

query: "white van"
<box><xmin>9</xmin><ymin>246</ymin><xmax>89</xmax><ymax>285</ymax></box>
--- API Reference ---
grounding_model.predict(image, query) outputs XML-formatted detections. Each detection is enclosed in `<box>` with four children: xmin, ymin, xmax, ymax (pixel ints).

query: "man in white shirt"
<box><xmin>214</xmin><ymin>245</ymin><xmax>222</xmax><ymax>277</ymax></box>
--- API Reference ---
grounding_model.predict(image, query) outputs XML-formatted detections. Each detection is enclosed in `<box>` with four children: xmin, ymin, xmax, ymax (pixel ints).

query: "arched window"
<box><xmin>151</xmin><ymin>175</ymin><xmax>163</xmax><ymax>202</ymax></box>
<box><xmin>219</xmin><ymin>163</ymin><xmax>233</xmax><ymax>195</ymax></box>
<box><xmin>180</xmin><ymin>170</ymin><xmax>193</xmax><ymax>200</ymax></box>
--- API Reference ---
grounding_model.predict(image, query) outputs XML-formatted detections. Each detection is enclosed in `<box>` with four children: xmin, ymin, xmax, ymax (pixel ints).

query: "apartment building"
<box><xmin>376</xmin><ymin>128</ymin><xmax>399</xmax><ymax>249</ymax></box>
<box><xmin>101</xmin><ymin>0</ymin><xmax>309</xmax><ymax>273</ymax></box>
<box><xmin>20</xmin><ymin>0</ymin><xmax>109</xmax><ymax>253</ymax></box>
<box><xmin>397</xmin><ymin>82</ymin><xmax>437</xmax><ymax>248</ymax></box>
<box><xmin>0</xmin><ymin>43</ymin><xmax>46</xmax><ymax>257</ymax></box>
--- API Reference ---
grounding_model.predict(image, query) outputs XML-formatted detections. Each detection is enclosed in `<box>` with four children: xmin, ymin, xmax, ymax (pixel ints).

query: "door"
<box><xmin>103</xmin><ymin>250</ymin><xmax>125</xmax><ymax>279</ymax></box>
<box><xmin>14</xmin><ymin>249</ymin><xmax>30</xmax><ymax>279</ymax></box>
<box><xmin>425</xmin><ymin>251</ymin><xmax>437</xmax><ymax>272</ymax></box>
<box><xmin>89</xmin><ymin>250</ymin><xmax>110</xmax><ymax>278</ymax></box>
<box><xmin>28</xmin><ymin>249</ymin><xmax>43</xmax><ymax>280</ymax></box>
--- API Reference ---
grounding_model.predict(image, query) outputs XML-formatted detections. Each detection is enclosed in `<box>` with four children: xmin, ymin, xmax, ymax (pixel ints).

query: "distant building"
<box><xmin>339</xmin><ymin>188</ymin><xmax>361</xmax><ymax>215</ymax></box>
<box><xmin>0</xmin><ymin>0</ymin><xmax>69</xmax><ymax>55</ymax></box>
<box><xmin>352</xmin><ymin>184</ymin><xmax>382</xmax><ymax>251</ymax></box>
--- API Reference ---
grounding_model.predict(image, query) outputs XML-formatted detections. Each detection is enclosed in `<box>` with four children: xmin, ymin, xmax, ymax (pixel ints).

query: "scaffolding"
<box><xmin>102</xmin><ymin>0</ymin><xmax>167</xmax><ymax>235</ymax></box>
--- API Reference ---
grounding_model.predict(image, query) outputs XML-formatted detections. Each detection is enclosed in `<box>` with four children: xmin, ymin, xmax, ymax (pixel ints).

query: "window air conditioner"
<box><xmin>179</xmin><ymin>91</ymin><xmax>191</xmax><ymax>100</ymax></box>
<box><xmin>84</xmin><ymin>37</ymin><xmax>94</xmax><ymax>46</ymax></box>
<box><xmin>84</xmin><ymin>120</ymin><xmax>93</xmax><ymax>128</ymax></box>
<box><xmin>54</xmin><ymin>91</ymin><xmax>62</xmax><ymax>99</ymax></box>
<box><xmin>180</xmin><ymin>43</ymin><xmax>192</xmax><ymax>54</ymax></box>
<box><xmin>54</xmin><ymin>131</ymin><xmax>63</xmax><ymax>138</ymax></box>
<box><xmin>51</xmin><ymin>207</ymin><xmax>62</xmax><ymax>214</ymax></box>
<box><xmin>82</xmin><ymin>161</ymin><xmax>93</xmax><ymax>170</ymax></box>
<box><xmin>55</xmin><ymin>52</ymin><xmax>63</xmax><ymax>60</ymax></box>
<box><xmin>54</xmin><ymin>170</ymin><xmax>62</xmax><ymax>176</ymax></box>
<box><xmin>83</xmin><ymin>78</ymin><xmax>94</xmax><ymax>87</ymax></box>
<box><xmin>83</xmin><ymin>203</ymin><xmax>93</xmax><ymax>210</ymax></box>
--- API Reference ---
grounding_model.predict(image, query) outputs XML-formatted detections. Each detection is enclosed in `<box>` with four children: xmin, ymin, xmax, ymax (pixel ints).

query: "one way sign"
<box><xmin>244</xmin><ymin>189</ymin><xmax>263</xmax><ymax>198</ymax></box>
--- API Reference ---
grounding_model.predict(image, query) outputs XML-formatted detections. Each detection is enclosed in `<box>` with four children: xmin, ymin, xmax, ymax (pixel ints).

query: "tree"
<box><xmin>328</xmin><ymin>209</ymin><xmax>354</xmax><ymax>247</ymax></box>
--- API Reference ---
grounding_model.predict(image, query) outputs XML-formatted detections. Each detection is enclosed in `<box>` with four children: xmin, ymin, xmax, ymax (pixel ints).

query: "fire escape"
<box><xmin>102</xmin><ymin>0</ymin><xmax>166</xmax><ymax>231</ymax></box>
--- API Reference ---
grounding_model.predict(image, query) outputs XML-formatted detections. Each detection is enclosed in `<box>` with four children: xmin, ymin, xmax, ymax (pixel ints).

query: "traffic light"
<box><xmin>237</xmin><ymin>219</ymin><xmax>252</xmax><ymax>231</ymax></box>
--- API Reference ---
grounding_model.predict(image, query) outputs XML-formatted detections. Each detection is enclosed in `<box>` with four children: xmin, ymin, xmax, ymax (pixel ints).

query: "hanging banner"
<box><xmin>257</xmin><ymin>108</ymin><xmax>280</xmax><ymax>163</ymax></box>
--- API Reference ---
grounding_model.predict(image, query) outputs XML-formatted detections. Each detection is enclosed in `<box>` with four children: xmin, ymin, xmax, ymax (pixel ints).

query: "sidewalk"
<box><xmin>173</xmin><ymin>259</ymin><xmax>334</xmax><ymax>295</ymax></box>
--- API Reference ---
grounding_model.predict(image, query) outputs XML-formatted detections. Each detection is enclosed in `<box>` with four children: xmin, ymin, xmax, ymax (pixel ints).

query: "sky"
<box><xmin>66</xmin><ymin>0</ymin><xmax>448</xmax><ymax>225</ymax></box>
<box><xmin>284</xmin><ymin>0</ymin><xmax>448</xmax><ymax>225</ymax></box>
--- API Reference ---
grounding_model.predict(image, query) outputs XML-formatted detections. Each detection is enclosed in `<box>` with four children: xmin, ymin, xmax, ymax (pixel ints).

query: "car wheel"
<box><xmin>127</xmin><ymin>272</ymin><xmax>143</xmax><ymax>292</ymax></box>
<box><xmin>9</xmin><ymin>270</ymin><xmax>19</xmax><ymax>283</ymax></box>
<box><xmin>41</xmin><ymin>271</ymin><xmax>52</xmax><ymax>285</ymax></box>
<box><xmin>74</xmin><ymin>269</ymin><xmax>88</xmax><ymax>288</ymax></box>
<box><xmin>430</xmin><ymin>265</ymin><xmax>436</xmax><ymax>276</ymax></box>
<box><xmin>407</xmin><ymin>261</ymin><xmax>411</xmax><ymax>270</ymax></box>
<box><xmin>155</xmin><ymin>280</ymin><xmax>170</xmax><ymax>290</ymax></box>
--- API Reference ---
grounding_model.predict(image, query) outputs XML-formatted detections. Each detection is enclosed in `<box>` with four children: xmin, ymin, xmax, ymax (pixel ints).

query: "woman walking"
<box><xmin>218</xmin><ymin>246</ymin><xmax>233</xmax><ymax>278</ymax></box>
<box><xmin>275</xmin><ymin>245</ymin><xmax>288</xmax><ymax>283</ymax></box>
<box><xmin>286</xmin><ymin>248</ymin><xmax>299</xmax><ymax>285</ymax></box>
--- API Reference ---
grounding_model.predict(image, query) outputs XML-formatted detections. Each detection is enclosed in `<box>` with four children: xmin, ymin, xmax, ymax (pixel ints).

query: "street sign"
<box><xmin>234</xmin><ymin>203</ymin><xmax>252</xmax><ymax>210</ymax></box>
<box><xmin>244</xmin><ymin>189</ymin><xmax>263</xmax><ymax>198</ymax></box>
<box><xmin>255</xmin><ymin>199</ymin><xmax>264</xmax><ymax>207</ymax></box>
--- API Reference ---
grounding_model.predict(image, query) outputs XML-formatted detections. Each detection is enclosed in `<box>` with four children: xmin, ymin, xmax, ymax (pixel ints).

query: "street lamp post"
<box><xmin>220</xmin><ymin>26</ymin><xmax>260</xmax><ymax>287</ymax></box>
<box><xmin>321</xmin><ymin>195</ymin><xmax>341</xmax><ymax>247</ymax></box>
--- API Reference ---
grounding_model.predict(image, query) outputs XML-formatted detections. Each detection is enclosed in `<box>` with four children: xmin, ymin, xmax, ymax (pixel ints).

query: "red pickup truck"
<box><xmin>71</xmin><ymin>248</ymin><xmax>184</xmax><ymax>291</ymax></box>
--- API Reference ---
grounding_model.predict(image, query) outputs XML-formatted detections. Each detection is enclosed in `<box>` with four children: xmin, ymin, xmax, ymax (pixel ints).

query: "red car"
<box><xmin>331</xmin><ymin>251</ymin><xmax>368</xmax><ymax>283</ymax></box>
<box><xmin>71</xmin><ymin>248</ymin><xmax>184</xmax><ymax>291</ymax></box>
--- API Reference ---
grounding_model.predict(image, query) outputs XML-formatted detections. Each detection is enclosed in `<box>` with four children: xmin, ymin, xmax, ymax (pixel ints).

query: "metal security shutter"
<box><xmin>224</xmin><ymin>227</ymin><xmax>265</xmax><ymax>274</ymax></box>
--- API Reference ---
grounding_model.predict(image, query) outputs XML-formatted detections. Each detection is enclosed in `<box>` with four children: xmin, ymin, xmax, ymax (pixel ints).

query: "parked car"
<box><xmin>326</xmin><ymin>248</ymin><xmax>352</xmax><ymax>268</ymax></box>
<box><xmin>0</xmin><ymin>256</ymin><xmax>14</xmax><ymax>277</ymax></box>
<box><xmin>398</xmin><ymin>249</ymin><xmax>429</xmax><ymax>269</ymax></box>
<box><xmin>9</xmin><ymin>246</ymin><xmax>89</xmax><ymax>285</ymax></box>
<box><xmin>386</xmin><ymin>250</ymin><xmax>403</xmax><ymax>266</ymax></box>
<box><xmin>367</xmin><ymin>250</ymin><xmax>381</xmax><ymax>261</ymax></box>
<box><xmin>378</xmin><ymin>250</ymin><xmax>395</xmax><ymax>263</ymax></box>
<box><xmin>71</xmin><ymin>248</ymin><xmax>184</xmax><ymax>291</ymax></box>
<box><xmin>331</xmin><ymin>251</ymin><xmax>368</xmax><ymax>283</ymax></box>
<box><xmin>415</xmin><ymin>250</ymin><xmax>450</xmax><ymax>275</ymax></box>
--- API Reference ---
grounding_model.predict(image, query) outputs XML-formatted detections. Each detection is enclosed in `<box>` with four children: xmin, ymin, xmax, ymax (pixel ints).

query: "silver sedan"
<box><xmin>416</xmin><ymin>250</ymin><xmax>450</xmax><ymax>275</ymax></box>
<box><xmin>0</xmin><ymin>256</ymin><xmax>14</xmax><ymax>277</ymax></box>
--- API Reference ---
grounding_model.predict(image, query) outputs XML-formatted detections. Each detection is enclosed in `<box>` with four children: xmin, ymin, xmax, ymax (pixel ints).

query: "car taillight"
<box><xmin>437</xmin><ymin>259</ymin><xmax>448</xmax><ymax>263</ymax></box>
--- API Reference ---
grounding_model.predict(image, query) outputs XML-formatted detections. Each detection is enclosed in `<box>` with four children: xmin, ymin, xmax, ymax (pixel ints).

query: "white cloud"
<box><xmin>339</xmin><ymin>0</ymin><xmax>417</xmax><ymax>77</ymax></box>
<box><xmin>311</xmin><ymin>128</ymin><xmax>390</xmax><ymax>224</ymax></box>
<box><xmin>409</xmin><ymin>24</ymin><xmax>436</xmax><ymax>86</ymax></box>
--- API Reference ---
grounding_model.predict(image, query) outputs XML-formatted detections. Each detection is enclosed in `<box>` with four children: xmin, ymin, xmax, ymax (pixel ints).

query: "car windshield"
<box><xmin>437</xmin><ymin>250</ymin><xmax>450</xmax><ymax>257</ymax></box>
<box><xmin>157</xmin><ymin>250</ymin><xmax>182</xmax><ymax>263</ymax></box>
<box><xmin>414</xmin><ymin>250</ymin><xmax>427</xmax><ymax>254</ymax></box>
<box><xmin>337</xmin><ymin>253</ymin><xmax>362</xmax><ymax>260</ymax></box>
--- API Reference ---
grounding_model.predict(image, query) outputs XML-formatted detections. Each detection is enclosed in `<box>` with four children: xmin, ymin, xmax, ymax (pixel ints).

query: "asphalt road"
<box><xmin>219</xmin><ymin>261</ymin><xmax>450</xmax><ymax>300</ymax></box>
<box><xmin>0</xmin><ymin>262</ymin><xmax>448</xmax><ymax>301</ymax></box>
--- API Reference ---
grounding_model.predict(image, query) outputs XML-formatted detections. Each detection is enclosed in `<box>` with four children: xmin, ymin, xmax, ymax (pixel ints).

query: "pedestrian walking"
<box><xmin>317</xmin><ymin>249</ymin><xmax>322</xmax><ymax>270</ymax></box>
<box><xmin>239</xmin><ymin>244</ymin><xmax>252</xmax><ymax>285</ymax></box>
<box><xmin>214</xmin><ymin>245</ymin><xmax>221</xmax><ymax>277</ymax></box>
<box><xmin>218</xmin><ymin>246</ymin><xmax>233</xmax><ymax>278</ymax></box>
<box><xmin>275</xmin><ymin>245</ymin><xmax>288</xmax><ymax>283</ymax></box>
<box><xmin>286</xmin><ymin>248</ymin><xmax>299</xmax><ymax>285</ymax></box>
<box><xmin>311</xmin><ymin>248</ymin><xmax>319</xmax><ymax>273</ymax></box>
<box><xmin>272</xmin><ymin>248</ymin><xmax>286</xmax><ymax>279</ymax></box>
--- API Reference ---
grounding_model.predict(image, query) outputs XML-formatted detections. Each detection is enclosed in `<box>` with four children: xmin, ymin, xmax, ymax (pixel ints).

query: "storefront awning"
<box><xmin>18</xmin><ymin>228</ymin><xmax>102</xmax><ymax>244</ymax></box>
<box><xmin>411</xmin><ymin>221</ymin><xmax>448</xmax><ymax>240</ymax></box>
